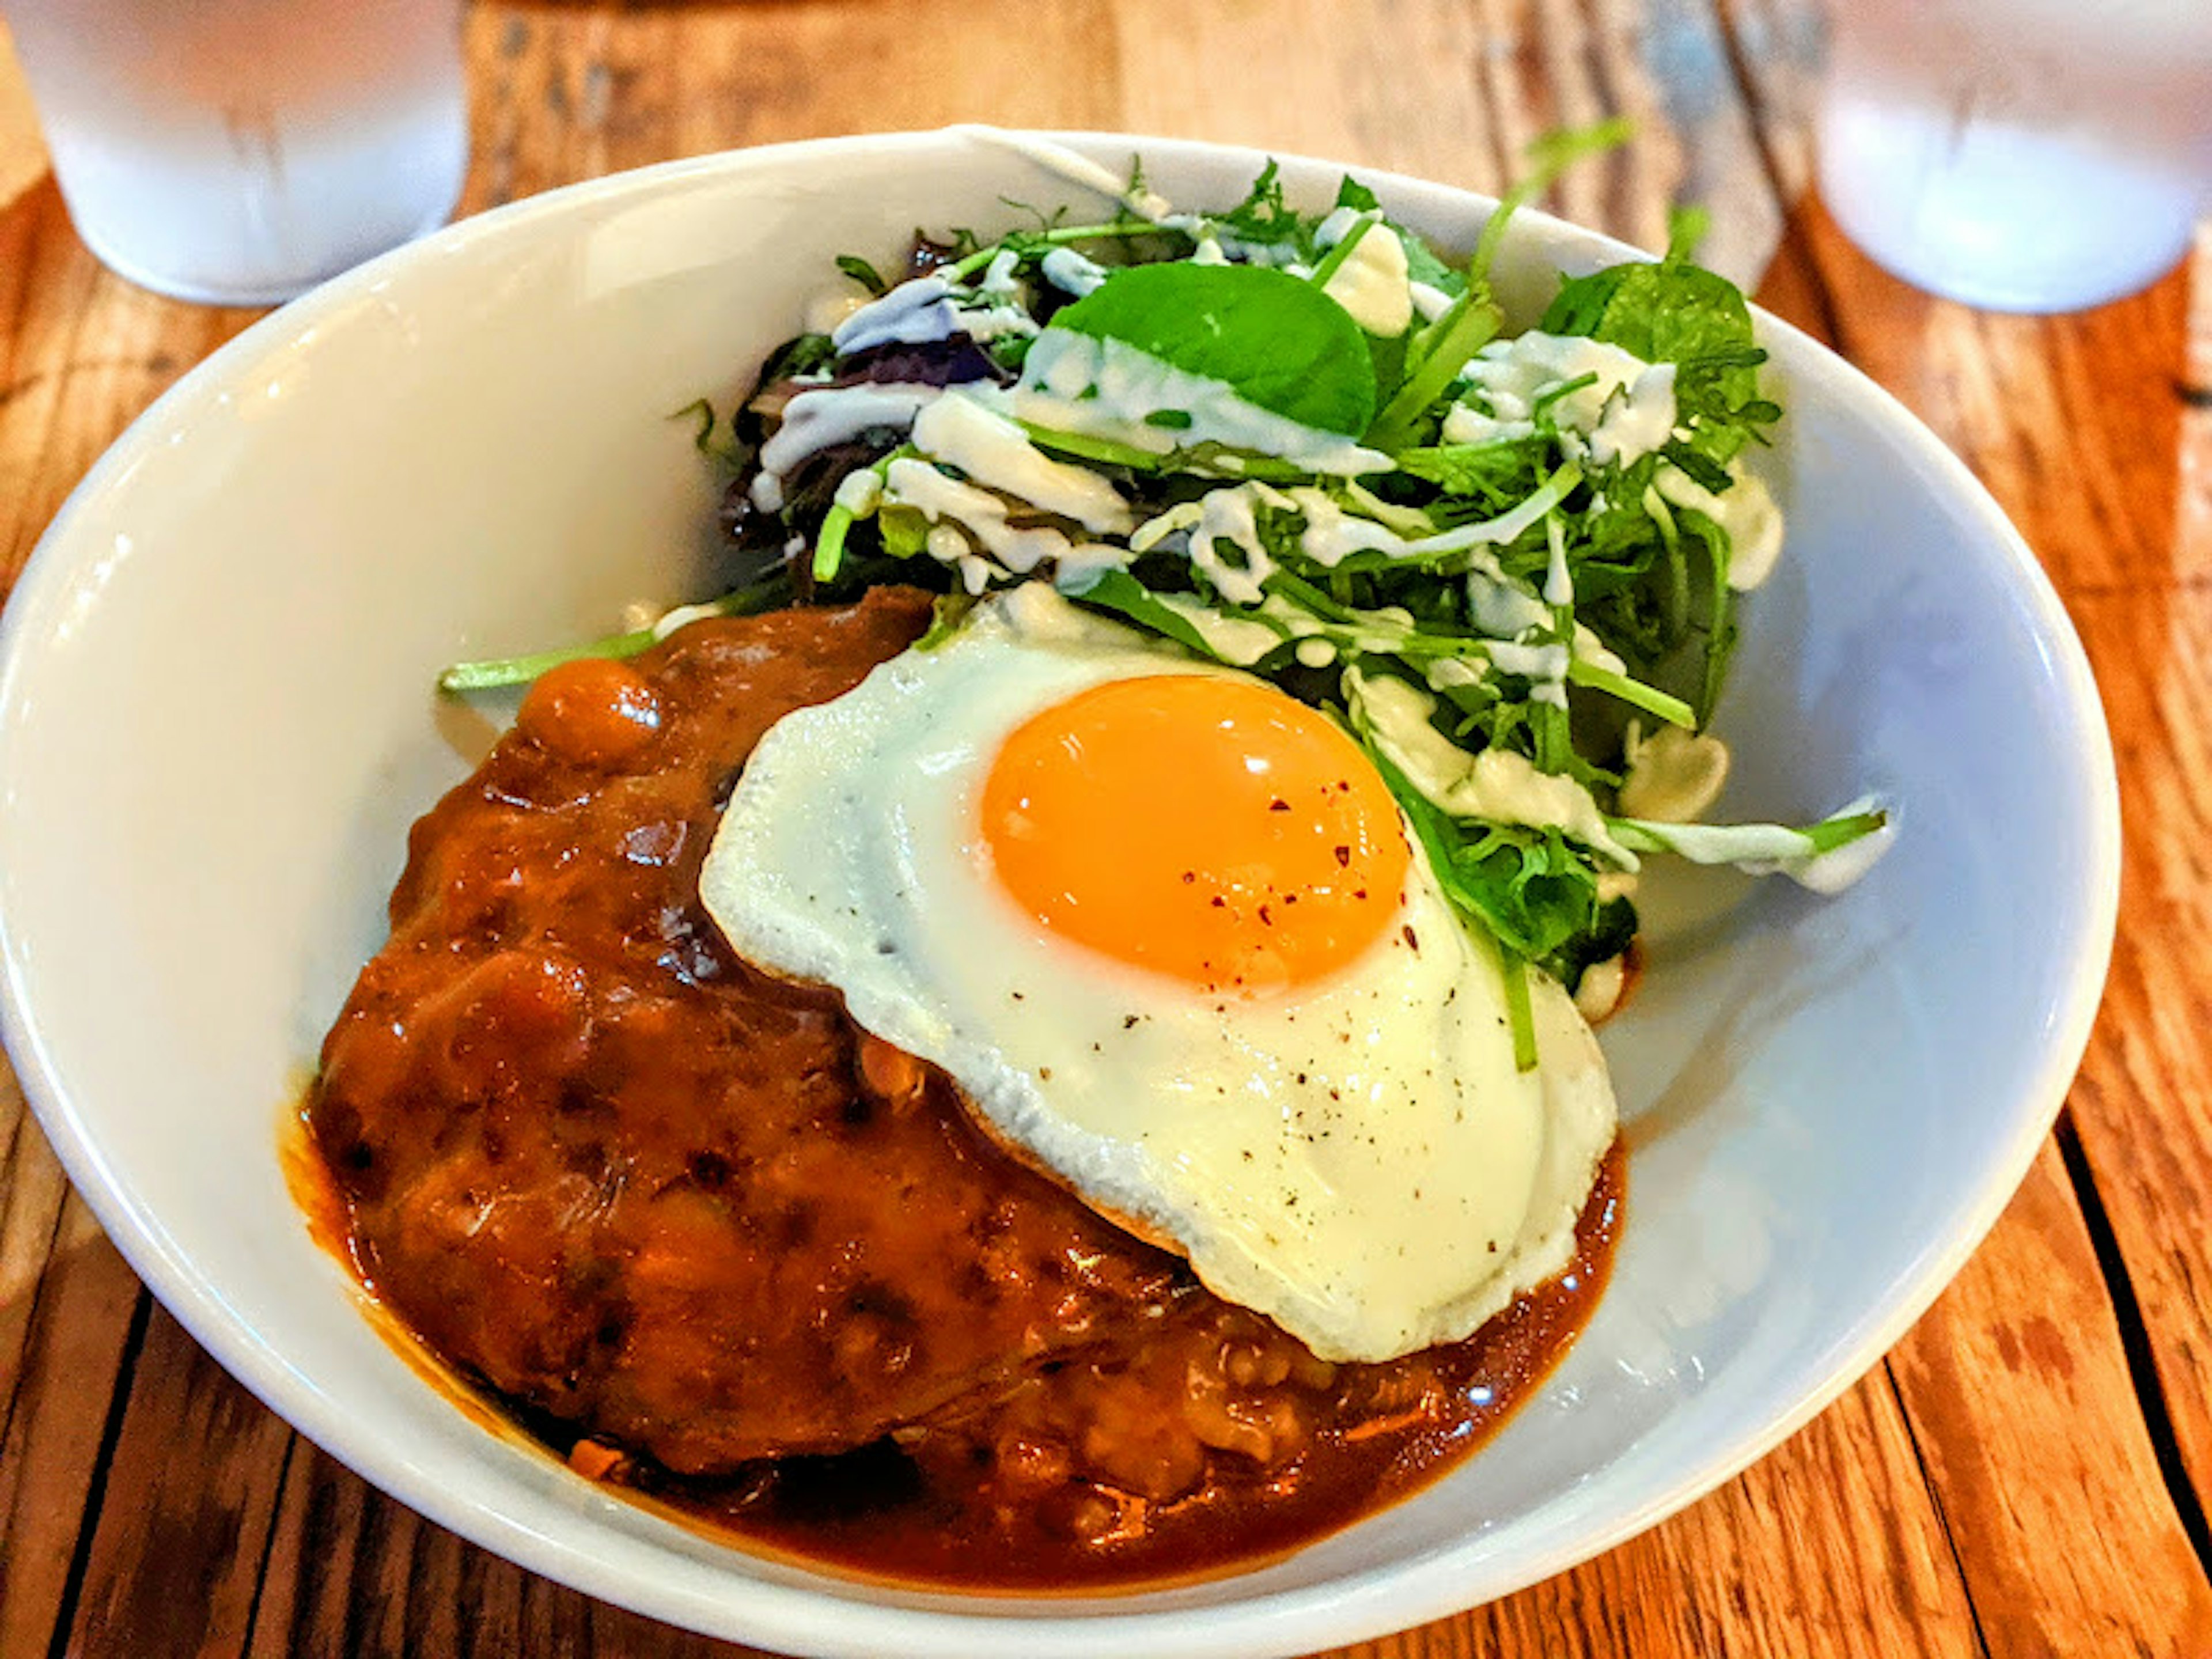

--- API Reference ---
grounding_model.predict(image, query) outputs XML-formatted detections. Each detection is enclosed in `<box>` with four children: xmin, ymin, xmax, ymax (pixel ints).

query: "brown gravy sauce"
<box><xmin>648</xmin><ymin>1148</ymin><xmax>1622</xmax><ymax>1592</ymax></box>
<box><xmin>296</xmin><ymin>589</ymin><xmax>1626</xmax><ymax>1593</ymax></box>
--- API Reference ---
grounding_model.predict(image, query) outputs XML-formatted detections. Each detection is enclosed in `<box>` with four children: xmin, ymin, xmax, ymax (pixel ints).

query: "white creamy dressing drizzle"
<box><xmin>1467</xmin><ymin>551</ymin><xmax>1552</xmax><ymax>639</ymax></box>
<box><xmin>979</xmin><ymin>247</ymin><xmax>1023</xmax><ymax>297</ymax></box>
<box><xmin>1125</xmin><ymin>476</ymin><xmax>1584</xmax><ymax>706</ymax></box>
<box><xmin>1543</xmin><ymin>517</ymin><xmax>1574</xmax><ymax>607</ymax></box>
<box><xmin>1425</xmin><ymin>656</ymin><xmax>1487</xmax><ymax>692</ymax></box>
<box><xmin>911</xmin><ymin>391</ymin><xmax>1133</xmax><ymax>535</ymax></box>
<box><xmin>1623</xmin><ymin>796</ymin><xmax>1896</xmax><ymax>893</ymax></box>
<box><xmin>1571</xmin><ymin>622</ymin><xmax>1626</xmax><ymax>676</ymax></box>
<box><xmin>1187</xmin><ymin>482</ymin><xmax>1273</xmax><ymax>604</ymax></box>
<box><xmin>1349</xmin><ymin>671</ymin><xmax>1637</xmax><ymax>867</ymax></box>
<box><xmin>1616</xmin><ymin>722</ymin><xmax>1731</xmax><ymax>823</ymax></box>
<box><xmin>1145</xmin><ymin>588</ymin><xmax>1284</xmax><ymax>663</ymax></box>
<box><xmin>830</xmin><ymin>271</ymin><xmax>1040</xmax><ymax>360</ymax></box>
<box><xmin>1656</xmin><ymin>459</ymin><xmax>1785</xmax><ymax>590</ymax></box>
<box><xmin>1282</xmin><ymin>484</ymin><xmax>1410</xmax><ymax>565</ymax></box>
<box><xmin>1315</xmin><ymin>209</ymin><xmax>1413</xmax><ymax>336</ymax></box>
<box><xmin>832</xmin><ymin>276</ymin><xmax>961</xmax><ymax>354</ymax></box>
<box><xmin>1443</xmin><ymin>331</ymin><xmax>1680</xmax><ymax>468</ymax></box>
<box><xmin>753</xmin><ymin>382</ymin><xmax>945</xmax><ymax>509</ymax></box>
<box><xmin>1012</xmin><ymin>329</ymin><xmax>1390</xmax><ymax>476</ymax></box>
<box><xmin>1487</xmin><ymin>641</ymin><xmax>1572</xmax><ymax>709</ymax></box>
<box><xmin>883</xmin><ymin>457</ymin><xmax>1122</xmax><ymax>588</ymax></box>
<box><xmin>1408</xmin><ymin>280</ymin><xmax>1457</xmax><ymax>323</ymax></box>
<box><xmin>832</xmin><ymin>467</ymin><xmax>884</xmax><ymax>517</ymax></box>
<box><xmin>1039</xmin><ymin>246</ymin><xmax>1111</xmax><ymax>296</ymax></box>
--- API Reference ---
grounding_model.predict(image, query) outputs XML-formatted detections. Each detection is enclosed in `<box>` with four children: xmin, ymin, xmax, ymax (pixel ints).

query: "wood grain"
<box><xmin>1</xmin><ymin>2</ymin><xmax>2208</xmax><ymax>1655</ymax></box>
<box><xmin>1747</xmin><ymin>179</ymin><xmax>2212</xmax><ymax>1653</ymax></box>
<box><xmin>0</xmin><ymin>20</ymin><xmax>44</xmax><ymax>214</ymax></box>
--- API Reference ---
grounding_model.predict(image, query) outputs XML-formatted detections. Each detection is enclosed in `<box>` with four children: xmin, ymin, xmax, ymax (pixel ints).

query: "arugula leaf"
<box><xmin>1448</xmin><ymin>821</ymin><xmax>1607</xmax><ymax>963</ymax></box>
<box><xmin>1542</xmin><ymin>261</ymin><xmax>1756</xmax><ymax>386</ymax></box>
<box><xmin>1666</xmin><ymin>203</ymin><xmax>1711</xmax><ymax>264</ymax></box>
<box><xmin>438</xmin><ymin>571</ymin><xmax>793</xmax><ymax>691</ymax></box>
<box><xmin>1066</xmin><ymin>569</ymin><xmax>1269</xmax><ymax>662</ymax></box>
<box><xmin>1047</xmin><ymin>262</ymin><xmax>1378</xmax><ymax>436</ymax></box>
<box><xmin>915</xmin><ymin>592</ymin><xmax>979</xmax><ymax>650</ymax></box>
<box><xmin>1364</xmin><ymin>293</ymin><xmax>1503</xmax><ymax>450</ymax></box>
<box><xmin>1468</xmin><ymin>116</ymin><xmax>1637</xmax><ymax>290</ymax></box>
<box><xmin>1610</xmin><ymin>803</ymin><xmax>1890</xmax><ymax>881</ymax></box>
<box><xmin>1540</xmin><ymin>257</ymin><xmax>1769</xmax><ymax>465</ymax></box>
<box><xmin>1305</xmin><ymin>214</ymin><xmax>1378</xmax><ymax>291</ymax></box>
<box><xmin>835</xmin><ymin>253</ymin><xmax>888</xmax><ymax>296</ymax></box>
<box><xmin>1359</xmin><ymin>743</ymin><xmax>1618</xmax><ymax>1070</ymax></box>
<box><xmin>1212</xmin><ymin>158</ymin><xmax>1307</xmax><ymax>251</ymax></box>
<box><xmin>1395</xmin><ymin>440</ymin><xmax>1551</xmax><ymax>497</ymax></box>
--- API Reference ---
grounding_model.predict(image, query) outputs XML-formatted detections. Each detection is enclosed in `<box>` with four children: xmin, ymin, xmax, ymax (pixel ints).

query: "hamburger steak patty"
<box><xmin>310</xmin><ymin>586</ymin><xmax>1202</xmax><ymax>1474</ymax></box>
<box><xmin>305</xmin><ymin>585</ymin><xmax>1622</xmax><ymax>1586</ymax></box>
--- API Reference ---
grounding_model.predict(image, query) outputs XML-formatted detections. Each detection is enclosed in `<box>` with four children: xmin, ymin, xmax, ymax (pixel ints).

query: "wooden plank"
<box><xmin>7</xmin><ymin>1</ymin><xmax>2200</xmax><ymax>1654</ymax></box>
<box><xmin>0</xmin><ymin>1052</ymin><xmax>69</xmax><ymax>1398</ymax></box>
<box><xmin>217</xmin><ymin>7</ymin><xmax>1983</xmax><ymax>1657</ymax></box>
<box><xmin>58</xmin><ymin>1303</ymin><xmax>296</xmax><ymax>1656</ymax></box>
<box><xmin>1891</xmin><ymin>1144</ymin><xmax>2212</xmax><ymax>1651</ymax></box>
<box><xmin>1719</xmin><ymin>14</ymin><xmax>2212</xmax><ymax>1638</ymax></box>
<box><xmin>247</xmin><ymin>1442</ymin><xmax>764</xmax><ymax>1658</ymax></box>
<box><xmin>461</xmin><ymin>0</ymin><xmax>1125</xmax><ymax>214</ymax></box>
<box><xmin>235</xmin><ymin>1358</ymin><xmax>1992</xmax><ymax>1659</ymax></box>
<box><xmin>0</xmin><ymin>19</ymin><xmax>44</xmax><ymax>214</ymax></box>
<box><xmin>1107</xmin><ymin>0</ymin><xmax>1782</xmax><ymax>284</ymax></box>
<box><xmin>0</xmin><ymin>1201</ymin><xmax>145</xmax><ymax>1658</ymax></box>
<box><xmin>1325</xmin><ymin>1367</ymin><xmax>1984</xmax><ymax>1657</ymax></box>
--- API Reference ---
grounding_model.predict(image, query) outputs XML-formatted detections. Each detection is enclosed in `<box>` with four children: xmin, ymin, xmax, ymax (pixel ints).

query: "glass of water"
<box><xmin>2</xmin><ymin>0</ymin><xmax>467</xmax><ymax>306</ymax></box>
<box><xmin>1815</xmin><ymin>0</ymin><xmax>2212</xmax><ymax>313</ymax></box>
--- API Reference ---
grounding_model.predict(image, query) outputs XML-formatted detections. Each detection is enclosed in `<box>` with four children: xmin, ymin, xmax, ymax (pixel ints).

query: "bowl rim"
<box><xmin>0</xmin><ymin>124</ymin><xmax>2123</xmax><ymax>1658</ymax></box>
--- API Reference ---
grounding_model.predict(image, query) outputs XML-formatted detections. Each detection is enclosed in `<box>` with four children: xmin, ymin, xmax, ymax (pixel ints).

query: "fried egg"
<box><xmin>698</xmin><ymin>588</ymin><xmax>1616</xmax><ymax>1363</ymax></box>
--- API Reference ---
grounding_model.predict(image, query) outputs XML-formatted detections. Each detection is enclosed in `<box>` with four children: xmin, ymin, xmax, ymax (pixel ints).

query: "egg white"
<box><xmin>699</xmin><ymin>588</ymin><xmax>1618</xmax><ymax>1363</ymax></box>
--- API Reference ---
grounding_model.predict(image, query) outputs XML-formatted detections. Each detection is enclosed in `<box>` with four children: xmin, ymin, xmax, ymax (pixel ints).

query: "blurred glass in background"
<box><xmin>1816</xmin><ymin>0</ymin><xmax>2212</xmax><ymax>313</ymax></box>
<box><xmin>1</xmin><ymin>0</ymin><xmax>466</xmax><ymax>305</ymax></box>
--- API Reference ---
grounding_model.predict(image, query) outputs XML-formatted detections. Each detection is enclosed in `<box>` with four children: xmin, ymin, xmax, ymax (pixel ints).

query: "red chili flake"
<box><xmin>1353</xmin><ymin>888</ymin><xmax>1369</xmax><ymax>900</ymax></box>
<box><xmin>1268</xmin><ymin>797</ymin><xmax>1290</xmax><ymax>812</ymax></box>
<box><xmin>1181</xmin><ymin>870</ymin><xmax>1196</xmax><ymax>883</ymax></box>
<box><xmin>1210</xmin><ymin>896</ymin><xmax>1227</xmax><ymax>908</ymax></box>
<box><xmin>1258</xmin><ymin>904</ymin><xmax>1274</xmax><ymax>925</ymax></box>
<box><xmin>1333</xmin><ymin>844</ymin><xmax>1351</xmax><ymax>866</ymax></box>
<box><xmin>1402</xmin><ymin>925</ymin><xmax>1419</xmax><ymax>951</ymax></box>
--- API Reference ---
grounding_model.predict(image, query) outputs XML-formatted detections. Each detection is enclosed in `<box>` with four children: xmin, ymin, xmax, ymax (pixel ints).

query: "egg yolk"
<box><xmin>979</xmin><ymin>675</ymin><xmax>1411</xmax><ymax>994</ymax></box>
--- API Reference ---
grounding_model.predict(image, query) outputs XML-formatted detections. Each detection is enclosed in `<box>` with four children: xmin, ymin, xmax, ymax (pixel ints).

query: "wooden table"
<box><xmin>3</xmin><ymin>3</ymin><xmax>2209</xmax><ymax>1653</ymax></box>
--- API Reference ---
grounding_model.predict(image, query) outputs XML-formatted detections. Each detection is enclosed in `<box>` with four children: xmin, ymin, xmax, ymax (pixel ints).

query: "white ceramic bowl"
<box><xmin>0</xmin><ymin>130</ymin><xmax>2118</xmax><ymax>1656</ymax></box>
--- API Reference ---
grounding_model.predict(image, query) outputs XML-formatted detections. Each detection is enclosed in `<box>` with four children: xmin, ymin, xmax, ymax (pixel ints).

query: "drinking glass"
<box><xmin>2</xmin><ymin>0</ymin><xmax>468</xmax><ymax>306</ymax></box>
<box><xmin>1815</xmin><ymin>0</ymin><xmax>2212</xmax><ymax>313</ymax></box>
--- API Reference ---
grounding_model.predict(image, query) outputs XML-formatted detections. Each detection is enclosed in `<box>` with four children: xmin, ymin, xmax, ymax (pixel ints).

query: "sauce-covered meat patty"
<box><xmin>307</xmin><ymin>586</ymin><xmax>1621</xmax><ymax>1588</ymax></box>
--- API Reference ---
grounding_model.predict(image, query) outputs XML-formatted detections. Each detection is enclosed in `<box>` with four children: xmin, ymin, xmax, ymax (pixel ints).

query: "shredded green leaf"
<box><xmin>477</xmin><ymin>135</ymin><xmax>1887</xmax><ymax>1067</ymax></box>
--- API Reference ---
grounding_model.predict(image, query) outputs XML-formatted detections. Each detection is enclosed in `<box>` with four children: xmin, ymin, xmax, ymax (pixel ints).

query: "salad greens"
<box><xmin>444</xmin><ymin>130</ymin><xmax>1889</xmax><ymax>1065</ymax></box>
